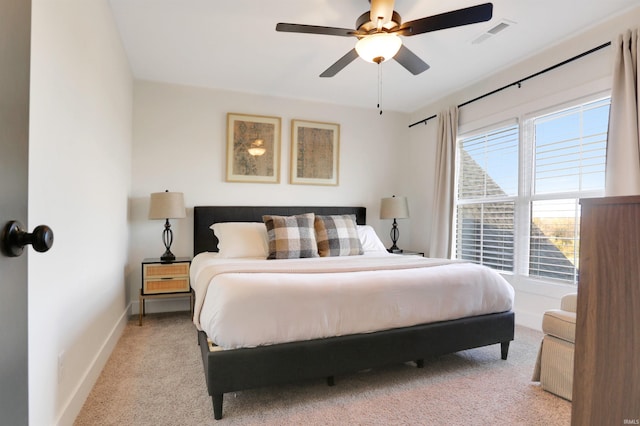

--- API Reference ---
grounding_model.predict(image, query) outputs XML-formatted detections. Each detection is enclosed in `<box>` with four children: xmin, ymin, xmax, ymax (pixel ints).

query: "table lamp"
<box><xmin>148</xmin><ymin>190</ymin><xmax>186</xmax><ymax>261</ymax></box>
<box><xmin>380</xmin><ymin>195</ymin><xmax>409</xmax><ymax>253</ymax></box>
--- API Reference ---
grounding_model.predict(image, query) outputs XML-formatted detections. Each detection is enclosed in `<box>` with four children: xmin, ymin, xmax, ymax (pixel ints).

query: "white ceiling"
<box><xmin>108</xmin><ymin>0</ymin><xmax>640</xmax><ymax>113</ymax></box>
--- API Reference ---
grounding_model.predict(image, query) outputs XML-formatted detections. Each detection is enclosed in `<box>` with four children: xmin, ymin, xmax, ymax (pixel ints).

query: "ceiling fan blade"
<box><xmin>394</xmin><ymin>45</ymin><xmax>430</xmax><ymax>75</ymax></box>
<box><xmin>370</xmin><ymin>0</ymin><xmax>395</xmax><ymax>27</ymax></box>
<box><xmin>320</xmin><ymin>49</ymin><xmax>359</xmax><ymax>77</ymax></box>
<box><xmin>276</xmin><ymin>23</ymin><xmax>357</xmax><ymax>37</ymax></box>
<box><xmin>397</xmin><ymin>3</ymin><xmax>493</xmax><ymax>36</ymax></box>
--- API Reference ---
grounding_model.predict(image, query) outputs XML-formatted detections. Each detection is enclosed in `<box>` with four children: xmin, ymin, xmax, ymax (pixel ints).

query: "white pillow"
<box><xmin>210</xmin><ymin>222</ymin><xmax>269</xmax><ymax>258</ymax></box>
<box><xmin>357</xmin><ymin>225</ymin><xmax>387</xmax><ymax>252</ymax></box>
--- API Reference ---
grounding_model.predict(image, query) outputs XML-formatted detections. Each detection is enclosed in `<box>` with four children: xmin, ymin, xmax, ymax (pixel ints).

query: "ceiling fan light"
<box><xmin>355</xmin><ymin>33</ymin><xmax>402</xmax><ymax>63</ymax></box>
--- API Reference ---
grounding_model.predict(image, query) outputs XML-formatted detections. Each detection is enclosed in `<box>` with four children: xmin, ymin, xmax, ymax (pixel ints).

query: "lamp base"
<box><xmin>160</xmin><ymin>219</ymin><xmax>176</xmax><ymax>262</ymax></box>
<box><xmin>160</xmin><ymin>249</ymin><xmax>176</xmax><ymax>262</ymax></box>
<box><xmin>388</xmin><ymin>220</ymin><xmax>402</xmax><ymax>254</ymax></box>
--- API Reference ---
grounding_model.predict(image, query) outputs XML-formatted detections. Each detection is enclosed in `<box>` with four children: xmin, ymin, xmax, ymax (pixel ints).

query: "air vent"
<box><xmin>471</xmin><ymin>19</ymin><xmax>516</xmax><ymax>44</ymax></box>
<box><xmin>488</xmin><ymin>22</ymin><xmax>510</xmax><ymax>35</ymax></box>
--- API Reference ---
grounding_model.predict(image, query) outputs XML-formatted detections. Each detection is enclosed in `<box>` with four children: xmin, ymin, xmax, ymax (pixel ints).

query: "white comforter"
<box><xmin>191</xmin><ymin>252</ymin><xmax>514</xmax><ymax>350</ymax></box>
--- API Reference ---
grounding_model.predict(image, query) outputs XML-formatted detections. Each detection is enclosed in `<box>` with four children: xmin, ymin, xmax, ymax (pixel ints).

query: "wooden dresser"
<box><xmin>571</xmin><ymin>196</ymin><xmax>640</xmax><ymax>425</ymax></box>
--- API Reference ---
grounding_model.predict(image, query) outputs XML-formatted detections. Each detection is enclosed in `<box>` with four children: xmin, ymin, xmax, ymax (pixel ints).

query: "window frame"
<box><xmin>454</xmin><ymin>119</ymin><xmax>519</xmax><ymax>272</ymax></box>
<box><xmin>453</xmin><ymin>91</ymin><xmax>611</xmax><ymax>287</ymax></box>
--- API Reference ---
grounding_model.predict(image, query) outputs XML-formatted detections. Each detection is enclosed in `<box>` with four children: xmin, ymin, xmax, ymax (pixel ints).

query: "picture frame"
<box><xmin>226</xmin><ymin>113</ymin><xmax>281</xmax><ymax>183</ymax></box>
<box><xmin>290</xmin><ymin>119</ymin><xmax>340</xmax><ymax>186</ymax></box>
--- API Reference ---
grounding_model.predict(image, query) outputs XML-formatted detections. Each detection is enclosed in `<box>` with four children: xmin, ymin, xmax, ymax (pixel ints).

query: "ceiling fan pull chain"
<box><xmin>378</xmin><ymin>61</ymin><xmax>383</xmax><ymax>115</ymax></box>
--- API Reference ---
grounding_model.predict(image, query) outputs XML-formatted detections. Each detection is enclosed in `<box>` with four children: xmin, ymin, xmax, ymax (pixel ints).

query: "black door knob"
<box><xmin>1</xmin><ymin>221</ymin><xmax>54</xmax><ymax>257</ymax></box>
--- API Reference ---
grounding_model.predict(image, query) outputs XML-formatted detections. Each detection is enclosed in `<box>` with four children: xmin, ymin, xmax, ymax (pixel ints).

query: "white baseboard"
<box><xmin>55</xmin><ymin>305</ymin><xmax>129</xmax><ymax>426</ymax></box>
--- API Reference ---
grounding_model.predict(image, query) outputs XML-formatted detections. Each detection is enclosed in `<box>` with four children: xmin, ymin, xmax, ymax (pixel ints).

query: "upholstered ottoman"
<box><xmin>532</xmin><ymin>293</ymin><xmax>577</xmax><ymax>401</ymax></box>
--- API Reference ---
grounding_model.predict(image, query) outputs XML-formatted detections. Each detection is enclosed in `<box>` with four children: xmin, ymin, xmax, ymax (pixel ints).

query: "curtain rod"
<box><xmin>408</xmin><ymin>41</ymin><xmax>612</xmax><ymax>128</ymax></box>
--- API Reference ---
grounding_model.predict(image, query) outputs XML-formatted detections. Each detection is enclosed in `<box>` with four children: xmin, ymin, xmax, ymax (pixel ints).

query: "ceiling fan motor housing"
<box><xmin>355</xmin><ymin>11</ymin><xmax>401</xmax><ymax>33</ymax></box>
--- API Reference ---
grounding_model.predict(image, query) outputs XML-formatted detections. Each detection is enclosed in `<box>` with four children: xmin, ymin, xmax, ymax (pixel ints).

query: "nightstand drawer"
<box><xmin>144</xmin><ymin>262</ymin><xmax>189</xmax><ymax>279</ymax></box>
<box><xmin>143</xmin><ymin>277</ymin><xmax>190</xmax><ymax>294</ymax></box>
<box><xmin>141</xmin><ymin>258</ymin><xmax>191</xmax><ymax>295</ymax></box>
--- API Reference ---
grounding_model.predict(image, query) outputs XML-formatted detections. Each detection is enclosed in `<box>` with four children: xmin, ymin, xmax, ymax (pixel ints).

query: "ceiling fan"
<box><xmin>276</xmin><ymin>0</ymin><xmax>493</xmax><ymax>77</ymax></box>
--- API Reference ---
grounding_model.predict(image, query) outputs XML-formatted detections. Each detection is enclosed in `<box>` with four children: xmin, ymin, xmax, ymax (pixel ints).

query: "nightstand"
<box><xmin>139</xmin><ymin>257</ymin><xmax>193</xmax><ymax>325</ymax></box>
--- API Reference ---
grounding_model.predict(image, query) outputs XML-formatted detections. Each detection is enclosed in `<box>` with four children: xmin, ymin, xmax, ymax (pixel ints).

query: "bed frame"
<box><xmin>193</xmin><ymin>206</ymin><xmax>515</xmax><ymax>420</ymax></box>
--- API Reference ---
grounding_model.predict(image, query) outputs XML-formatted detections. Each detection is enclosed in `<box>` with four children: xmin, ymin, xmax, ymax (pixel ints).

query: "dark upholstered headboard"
<box><xmin>193</xmin><ymin>206</ymin><xmax>366</xmax><ymax>255</ymax></box>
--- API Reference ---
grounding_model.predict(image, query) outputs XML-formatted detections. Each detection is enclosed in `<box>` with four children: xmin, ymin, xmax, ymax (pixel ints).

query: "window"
<box><xmin>454</xmin><ymin>96</ymin><xmax>610</xmax><ymax>284</ymax></box>
<box><xmin>456</xmin><ymin>124</ymin><xmax>518</xmax><ymax>271</ymax></box>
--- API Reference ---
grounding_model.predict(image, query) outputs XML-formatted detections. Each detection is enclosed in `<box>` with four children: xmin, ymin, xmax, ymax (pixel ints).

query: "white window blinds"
<box><xmin>533</xmin><ymin>98</ymin><xmax>609</xmax><ymax>195</ymax></box>
<box><xmin>457</xmin><ymin>125</ymin><xmax>519</xmax><ymax>199</ymax></box>
<box><xmin>455</xmin><ymin>124</ymin><xmax>518</xmax><ymax>271</ymax></box>
<box><xmin>528</xmin><ymin>98</ymin><xmax>610</xmax><ymax>282</ymax></box>
<box><xmin>455</xmin><ymin>96</ymin><xmax>609</xmax><ymax>285</ymax></box>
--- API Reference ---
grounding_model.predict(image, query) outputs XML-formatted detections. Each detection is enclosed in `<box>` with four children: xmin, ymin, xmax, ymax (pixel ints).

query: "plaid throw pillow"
<box><xmin>262</xmin><ymin>213</ymin><xmax>319</xmax><ymax>259</ymax></box>
<box><xmin>314</xmin><ymin>214</ymin><xmax>364</xmax><ymax>257</ymax></box>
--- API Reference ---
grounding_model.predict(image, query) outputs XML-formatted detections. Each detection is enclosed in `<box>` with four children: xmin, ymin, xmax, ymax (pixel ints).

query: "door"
<box><xmin>0</xmin><ymin>0</ymin><xmax>31</xmax><ymax>424</ymax></box>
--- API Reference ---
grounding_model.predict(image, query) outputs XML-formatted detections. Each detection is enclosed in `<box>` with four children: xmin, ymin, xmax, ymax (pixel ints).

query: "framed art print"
<box><xmin>226</xmin><ymin>113</ymin><xmax>281</xmax><ymax>183</ymax></box>
<box><xmin>290</xmin><ymin>119</ymin><xmax>340</xmax><ymax>185</ymax></box>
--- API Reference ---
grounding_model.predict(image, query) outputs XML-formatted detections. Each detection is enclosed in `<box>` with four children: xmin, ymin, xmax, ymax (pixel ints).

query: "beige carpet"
<box><xmin>74</xmin><ymin>312</ymin><xmax>571</xmax><ymax>425</ymax></box>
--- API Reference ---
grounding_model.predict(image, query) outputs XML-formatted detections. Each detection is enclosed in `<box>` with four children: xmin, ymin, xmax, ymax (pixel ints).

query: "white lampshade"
<box><xmin>148</xmin><ymin>191</ymin><xmax>186</xmax><ymax>219</ymax></box>
<box><xmin>355</xmin><ymin>33</ymin><xmax>402</xmax><ymax>63</ymax></box>
<box><xmin>380</xmin><ymin>196</ymin><xmax>409</xmax><ymax>219</ymax></box>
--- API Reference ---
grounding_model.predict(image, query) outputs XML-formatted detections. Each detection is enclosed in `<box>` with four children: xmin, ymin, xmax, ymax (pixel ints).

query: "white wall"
<box><xmin>128</xmin><ymin>81</ymin><xmax>412</xmax><ymax>312</ymax></box>
<box><xmin>28</xmin><ymin>1</ymin><xmax>133</xmax><ymax>424</ymax></box>
<box><xmin>405</xmin><ymin>6</ymin><xmax>640</xmax><ymax>329</ymax></box>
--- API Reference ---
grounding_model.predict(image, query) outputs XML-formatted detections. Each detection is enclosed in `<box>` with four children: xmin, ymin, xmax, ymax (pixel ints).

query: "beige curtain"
<box><xmin>605</xmin><ymin>28</ymin><xmax>640</xmax><ymax>196</ymax></box>
<box><xmin>429</xmin><ymin>106</ymin><xmax>458</xmax><ymax>258</ymax></box>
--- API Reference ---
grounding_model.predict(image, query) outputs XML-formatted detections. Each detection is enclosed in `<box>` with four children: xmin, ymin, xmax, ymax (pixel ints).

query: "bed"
<box><xmin>193</xmin><ymin>206</ymin><xmax>515</xmax><ymax>420</ymax></box>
